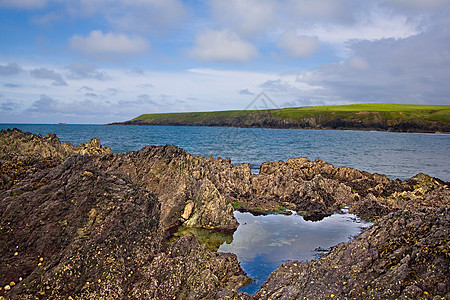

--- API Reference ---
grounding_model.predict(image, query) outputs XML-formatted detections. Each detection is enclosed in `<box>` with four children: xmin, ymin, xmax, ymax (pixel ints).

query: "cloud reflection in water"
<box><xmin>218</xmin><ymin>211</ymin><xmax>372</xmax><ymax>294</ymax></box>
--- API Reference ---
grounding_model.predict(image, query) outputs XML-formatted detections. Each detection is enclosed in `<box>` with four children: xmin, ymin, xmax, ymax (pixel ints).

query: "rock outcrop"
<box><xmin>0</xmin><ymin>129</ymin><xmax>448</xmax><ymax>299</ymax></box>
<box><xmin>0</xmin><ymin>128</ymin><xmax>112</xmax><ymax>191</ymax></box>
<box><xmin>0</xmin><ymin>128</ymin><xmax>112</xmax><ymax>160</ymax></box>
<box><xmin>0</xmin><ymin>130</ymin><xmax>247</xmax><ymax>299</ymax></box>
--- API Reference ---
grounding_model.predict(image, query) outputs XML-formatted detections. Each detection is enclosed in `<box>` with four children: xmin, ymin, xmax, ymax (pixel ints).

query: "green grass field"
<box><xmin>132</xmin><ymin>103</ymin><xmax>450</xmax><ymax>125</ymax></box>
<box><xmin>271</xmin><ymin>103</ymin><xmax>450</xmax><ymax>123</ymax></box>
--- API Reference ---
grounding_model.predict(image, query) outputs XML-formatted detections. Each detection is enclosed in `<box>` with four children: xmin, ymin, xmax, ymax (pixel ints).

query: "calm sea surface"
<box><xmin>1</xmin><ymin>124</ymin><xmax>448</xmax><ymax>294</ymax></box>
<box><xmin>1</xmin><ymin>124</ymin><xmax>449</xmax><ymax>181</ymax></box>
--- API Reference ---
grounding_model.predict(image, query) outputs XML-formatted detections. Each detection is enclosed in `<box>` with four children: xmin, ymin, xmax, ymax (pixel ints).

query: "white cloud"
<box><xmin>70</xmin><ymin>30</ymin><xmax>150</xmax><ymax>56</ymax></box>
<box><xmin>239</xmin><ymin>89</ymin><xmax>255</xmax><ymax>95</ymax></box>
<box><xmin>384</xmin><ymin>0</ymin><xmax>450</xmax><ymax>10</ymax></box>
<box><xmin>0</xmin><ymin>63</ymin><xmax>22</xmax><ymax>76</ymax></box>
<box><xmin>296</xmin><ymin>22</ymin><xmax>450</xmax><ymax>105</ymax></box>
<box><xmin>0</xmin><ymin>0</ymin><xmax>49</xmax><ymax>9</ymax></box>
<box><xmin>112</xmin><ymin>0</ymin><xmax>187</xmax><ymax>33</ymax></box>
<box><xmin>30</xmin><ymin>68</ymin><xmax>67</xmax><ymax>86</ymax></box>
<box><xmin>347</xmin><ymin>56</ymin><xmax>369</xmax><ymax>70</ymax></box>
<box><xmin>283</xmin><ymin>0</ymin><xmax>355</xmax><ymax>23</ymax></box>
<box><xmin>66</xmin><ymin>63</ymin><xmax>107</xmax><ymax>80</ymax></box>
<box><xmin>295</xmin><ymin>6</ymin><xmax>421</xmax><ymax>46</ymax></box>
<box><xmin>209</xmin><ymin>0</ymin><xmax>277</xmax><ymax>36</ymax></box>
<box><xmin>277</xmin><ymin>34</ymin><xmax>320</xmax><ymax>58</ymax></box>
<box><xmin>189</xmin><ymin>29</ymin><xmax>258</xmax><ymax>63</ymax></box>
<box><xmin>74</xmin><ymin>0</ymin><xmax>187</xmax><ymax>34</ymax></box>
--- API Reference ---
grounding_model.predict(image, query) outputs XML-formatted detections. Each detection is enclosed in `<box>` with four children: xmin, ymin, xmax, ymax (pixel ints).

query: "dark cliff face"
<box><xmin>115</xmin><ymin>111</ymin><xmax>450</xmax><ymax>134</ymax></box>
<box><xmin>0</xmin><ymin>128</ymin><xmax>448</xmax><ymax>299</ymax></box>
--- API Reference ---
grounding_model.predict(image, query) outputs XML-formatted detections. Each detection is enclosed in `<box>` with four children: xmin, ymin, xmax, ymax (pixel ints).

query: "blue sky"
<box><xmin>0</xmin><ymin>0</ymin><xmax>449</xmax><ymax>124</ymax></box>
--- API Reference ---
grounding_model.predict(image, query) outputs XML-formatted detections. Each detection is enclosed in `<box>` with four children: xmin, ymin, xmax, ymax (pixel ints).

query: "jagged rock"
<box><xmin>0</xmin><ymin>156</ymin><xmax>162</xmax><ymax>298</ymax></box>
<box><xmin>130</xmin><ymin>235</ymin><xmax>248</xmax><ymax>299</ymax></box>
<box><xmin>99</xmin><ymin>145</ymin><xmax>240</xmax><ymax>231</ymax></box>
<box><xmin>0</xmin><ymin>130</ymin><xmax>248</xmax><ymax>299</ymax></box>
<box><xmin>0</xmin><ymin>128</ymin><xmax>112</xmax><ymax>191</ymax></box>
<box><xmin>0</xmin><ymin>128</ymin><xmax>112</xmax><ymax>160</ymax></box>
<box><xmin>0</xmin><ymin>129</ymin><xmax>448</xmax><ymax>299</ymax></box>
<box><xmin>183</xmin><ymin>179</ymin><xmax>238</xmax><ymax>230</ymax></box>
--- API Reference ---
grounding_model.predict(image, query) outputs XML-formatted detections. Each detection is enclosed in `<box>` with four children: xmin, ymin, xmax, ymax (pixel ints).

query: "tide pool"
<box><xmin>218</xmin><ymin>211</ymin><xmax>372</xmax><ymax>294</ymax></box>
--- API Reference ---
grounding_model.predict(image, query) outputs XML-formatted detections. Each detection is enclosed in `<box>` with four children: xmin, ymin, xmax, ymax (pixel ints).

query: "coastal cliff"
<box><xmin>112</xmin><ymin>103</ymin><xmax>450</xmax><ymax>134</ymax></box>
<box><xmin>0</xmin><ymin>128</ymin><xmax>448</xmax><ymax>299</ymax></box>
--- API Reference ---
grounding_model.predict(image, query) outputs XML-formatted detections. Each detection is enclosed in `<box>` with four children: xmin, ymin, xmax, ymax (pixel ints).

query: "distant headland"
<box><xmin>111</xmin><ymin>103</ymin><xmax>450</xmax><ymax>133</ymax></box>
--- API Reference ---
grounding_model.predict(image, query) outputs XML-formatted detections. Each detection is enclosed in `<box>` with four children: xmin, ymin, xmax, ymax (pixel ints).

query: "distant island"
<box><xmin>111</xmin><ymin>103</ymin><xmax>450</xmax><ymax>133</ymax></box>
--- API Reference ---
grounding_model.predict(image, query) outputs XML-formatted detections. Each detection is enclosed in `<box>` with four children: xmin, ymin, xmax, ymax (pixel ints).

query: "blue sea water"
<box><xmin>1</xmin><ymin>124</ymin><xmax>449</xmax><ymax>181</ymax></box>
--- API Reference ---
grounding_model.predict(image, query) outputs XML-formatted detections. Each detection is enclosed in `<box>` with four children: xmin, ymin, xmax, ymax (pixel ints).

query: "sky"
<box><xmin>0</xmin><ymin>0</ymin><xmax>449</xmax><ymax>124</ymax></box>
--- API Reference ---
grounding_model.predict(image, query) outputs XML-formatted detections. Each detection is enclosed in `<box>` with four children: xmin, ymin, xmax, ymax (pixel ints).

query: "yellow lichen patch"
<box><xmin>81</xmin><ymin>170</ymin><xmax>94</xmax><ymax>178</ymax></box>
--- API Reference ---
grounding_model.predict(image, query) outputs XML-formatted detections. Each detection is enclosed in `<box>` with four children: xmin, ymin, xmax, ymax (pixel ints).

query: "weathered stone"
<box><xmin>0</xmin><ymin>129</ymin><xmax>448</xmax><ymax>299</ymax></box>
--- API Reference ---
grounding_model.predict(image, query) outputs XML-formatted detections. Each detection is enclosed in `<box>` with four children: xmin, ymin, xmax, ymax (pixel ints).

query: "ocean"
<box><xmin>1</xmin><ymin>124</ymin><xmax>449</xmax><ymax>181</ymax></box>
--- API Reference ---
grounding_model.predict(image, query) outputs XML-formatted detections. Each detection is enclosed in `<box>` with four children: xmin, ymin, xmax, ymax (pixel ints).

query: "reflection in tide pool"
<box><xmin>218</xmin><ymin>211</ymin><xmax>372</xmax><ymax>295</ymax></box>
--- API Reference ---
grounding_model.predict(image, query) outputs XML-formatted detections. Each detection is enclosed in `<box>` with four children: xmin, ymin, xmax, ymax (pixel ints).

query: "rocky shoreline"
<box><xmin>113</xmin><ymin>118</ymin><xmax>450</xmax><ymax>134</ymax></box>
<box><xmin>1</xmin><ymin>128</ymin><xmax>448</xmax><ymax>299</ymax></box>
<box><xmin>111</xmin><ymin>106</ymin><xmax>450</xmax><ymax>134</ymax></box>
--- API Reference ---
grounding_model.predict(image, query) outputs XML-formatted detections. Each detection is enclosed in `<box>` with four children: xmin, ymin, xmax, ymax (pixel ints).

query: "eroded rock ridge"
<box><xmin>0</xmin><ymin>128</ymin><xmax>448</xmax><ymax>299</ymax></box>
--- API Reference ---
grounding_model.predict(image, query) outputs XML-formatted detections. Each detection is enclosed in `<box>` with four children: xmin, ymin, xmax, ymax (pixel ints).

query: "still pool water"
<box><xmin>220</xmin><ymin>211</ymin><xmax>372</xmax><ymax>294</ymax></box>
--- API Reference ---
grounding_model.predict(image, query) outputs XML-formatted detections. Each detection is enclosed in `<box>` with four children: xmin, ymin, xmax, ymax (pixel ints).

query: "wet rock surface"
<box><xmin>0</xmin><ymin>128</ymin><xmax>448</xmax><ymax>299</ymax></box>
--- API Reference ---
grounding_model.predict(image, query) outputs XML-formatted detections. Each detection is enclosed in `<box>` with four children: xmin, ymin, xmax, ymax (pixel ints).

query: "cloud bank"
<box><xmin>70</xmin><ymin>30</ymin><xmax>150</xmax><ymax>58</ymax></box>
<box><xmin>189</xmin><ymin>30</ymin><xmax>258</xmax><ymax>63</ymax></box>
<box><xmin>0</xmin><ymin>0</ymin><xmax>449</xmax><ymax>124</ymax></box>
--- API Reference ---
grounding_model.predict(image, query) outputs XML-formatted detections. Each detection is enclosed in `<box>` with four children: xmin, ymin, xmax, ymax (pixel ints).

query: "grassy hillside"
<box><xmin>272</xmin><ymin>103</ymin><xmax>450</xmax><ymax>123</ymax></box>
<box><xmin>117</xmin><ymin>103</ymin><xmax>450</xmax><ymax>133</ymax></box>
